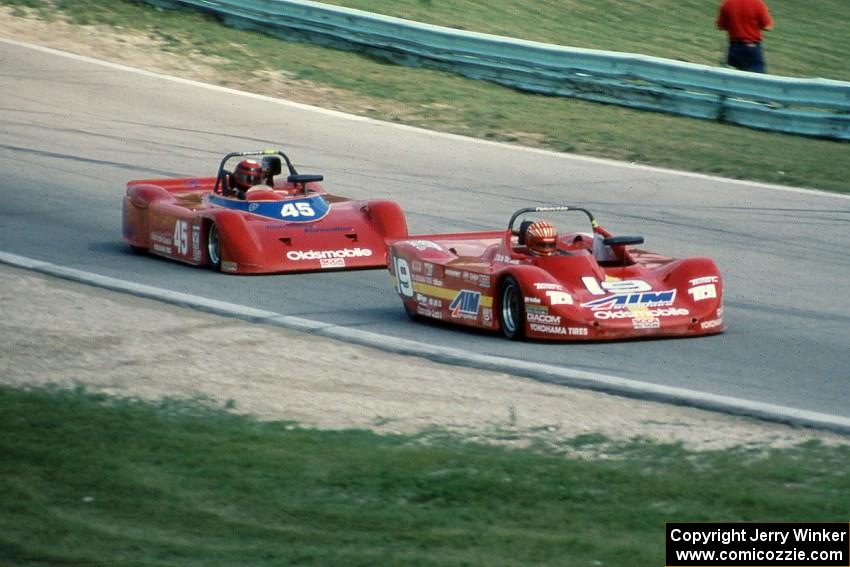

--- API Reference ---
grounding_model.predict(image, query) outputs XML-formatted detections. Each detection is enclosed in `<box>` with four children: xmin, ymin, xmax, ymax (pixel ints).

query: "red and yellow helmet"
<box><xmin>525</xmin><ymin>220</ymin><xmax>558</xmax><ymax>255</ymax></box>
<box><xmin>234</xmin><ymin>159</ymin><xmax>264</xmax><ymax>191</ymax></box>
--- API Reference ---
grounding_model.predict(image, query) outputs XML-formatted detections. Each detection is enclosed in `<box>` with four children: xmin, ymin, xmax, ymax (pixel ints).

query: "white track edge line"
<box><xmin>2</xmin><ymin>36</ymin><xmax>848</xmax><ymax>201</ymax></box>
<box><xmin>3</xmin><ymin>250</ymin><xmax>849</xmax><ymax>435</ymax></box>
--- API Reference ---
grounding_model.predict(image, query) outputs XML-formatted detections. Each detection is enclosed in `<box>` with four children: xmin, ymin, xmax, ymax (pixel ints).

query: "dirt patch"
<box><xmin>2</xmin><ymin>264</ymin><xmax>845</xmax><ymax>453</ymax></box>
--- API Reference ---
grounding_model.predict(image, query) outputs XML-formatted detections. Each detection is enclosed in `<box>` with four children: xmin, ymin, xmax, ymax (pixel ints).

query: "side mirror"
<box><xmin>287</xmin><ymin>174</ymin><xmax>324</xmax><ymax>184</ymax></box>
<box><xmin>262</xmin><ymin>156</ymin><xmax>282</xmax><ymax>177</ymax></box>
<box><xmin>603</xmin><ymin>235</ymin><xmax>644</xmax><ymax>246</ymax></box>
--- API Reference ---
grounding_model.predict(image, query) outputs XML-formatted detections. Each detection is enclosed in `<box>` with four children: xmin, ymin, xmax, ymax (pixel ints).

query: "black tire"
<box><xmin>499</xmin><ymin>275</ymin><xmax>525</xmax><ymax>340</ymax></box>
<box><xmin>206</xmin><ymin>222</ymin><xmax>222</xmax><ymax>271</ymax></box>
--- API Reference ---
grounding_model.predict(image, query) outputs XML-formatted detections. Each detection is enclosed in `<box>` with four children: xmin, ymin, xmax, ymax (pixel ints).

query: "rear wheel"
<box><xmin>206</xmin><ymin>222</ymin><xmax>221</xmax><ymax>271</ymax></box>
<box><xmin>499</xmin><ymin>276</ymin><xmax>525</xmax><ymax>340</ymax></box>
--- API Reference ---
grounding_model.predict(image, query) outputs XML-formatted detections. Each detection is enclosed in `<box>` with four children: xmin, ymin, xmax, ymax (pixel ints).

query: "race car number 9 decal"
<box><xmin>582</xmin><ymin>277</ymin><xmax>651</xmax><ymax>295</ymax></box>
<box><xmin>394</xmin><ymin>256</ymin><xmax>414</xmax><ymax>297</ymax></box>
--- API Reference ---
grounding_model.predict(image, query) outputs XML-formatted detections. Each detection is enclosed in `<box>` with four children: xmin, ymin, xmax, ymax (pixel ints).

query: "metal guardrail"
<box><xmin>137</xmin><ymin>0</ymin><xmax>850</xmax><ymax>140</ymax></box>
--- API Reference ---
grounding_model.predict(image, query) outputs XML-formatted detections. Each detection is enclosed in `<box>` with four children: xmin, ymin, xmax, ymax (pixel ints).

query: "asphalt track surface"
<box><xmin>2</xmin><ymin>40</ymin><xmax>849</xmax><ymax>429</ymax></box>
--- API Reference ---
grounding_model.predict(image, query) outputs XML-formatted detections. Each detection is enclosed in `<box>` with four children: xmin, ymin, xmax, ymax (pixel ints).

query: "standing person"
<box><xmin>717</xmin><ymin>0</ymin><xmax>773</xmax><ymax>73</ymax></box>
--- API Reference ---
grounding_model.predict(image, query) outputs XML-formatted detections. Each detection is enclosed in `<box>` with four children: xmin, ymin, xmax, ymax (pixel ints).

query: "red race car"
<box><xmin>388</xmin><ymin>206</ymin><xmax>725</xmax><ymax>341</ymax></box>
<box><xmin>122</xmin><ymin>149</ymin><xmax>408</xmax><ymax>274</ymax></box>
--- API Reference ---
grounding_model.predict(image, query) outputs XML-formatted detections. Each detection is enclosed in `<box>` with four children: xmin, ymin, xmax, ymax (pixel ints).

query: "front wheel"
<box><xmin>206</xmin><ymin>222</ymin><xmax>221</xmax><ymax>271</ymax></box>
<box><xmin>499</xmin><ymin>275</ymin><xmax>525</xmax><ymax>340</ymax></box>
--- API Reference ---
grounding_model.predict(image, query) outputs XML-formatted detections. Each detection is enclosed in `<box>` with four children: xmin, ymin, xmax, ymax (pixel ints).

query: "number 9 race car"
<box><xmin>388</xmin><ymin>206</ymin><xmax>725</xmax><ymax>341</ymax></box>
<box><xmin>122</xmin><ymin>149</ymin><xmax>408</xmax><ymax>274</ymax></box>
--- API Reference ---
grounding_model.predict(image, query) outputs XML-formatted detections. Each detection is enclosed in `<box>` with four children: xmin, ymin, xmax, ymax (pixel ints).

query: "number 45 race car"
<box><xmin>388</xmin><ymin>206</ymin><xmax>725</xmax><ymax>341</ymax></box>
<box><xmin>122</xmin><ymin>149</ymin><xmax>408</xmax><ymax>274</ymax></box>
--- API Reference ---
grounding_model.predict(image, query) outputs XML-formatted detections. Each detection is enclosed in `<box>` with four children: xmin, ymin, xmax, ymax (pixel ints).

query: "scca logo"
<box><xmin>450</xmin><ymin>290</ymin><xmax>481</xmax><ymax>317</ymax></box>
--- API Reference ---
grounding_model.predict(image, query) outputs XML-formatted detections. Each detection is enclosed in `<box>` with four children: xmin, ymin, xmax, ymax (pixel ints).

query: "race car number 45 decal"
<box><xmin>280</xmin><ymin>202</ymin><xmax>315</xmax><ymax>218</ymax></box>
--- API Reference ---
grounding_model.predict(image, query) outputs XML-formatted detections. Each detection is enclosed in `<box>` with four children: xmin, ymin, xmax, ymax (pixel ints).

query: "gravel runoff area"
<box><xmin>2</xmin><ymin>263</ymin><xmax>846</xmax><ymax>453</ymax></box>
<box><xmin>1</xmin><ymin>12</ymin><xmax>846</xmax><ymax>452</ymax></box>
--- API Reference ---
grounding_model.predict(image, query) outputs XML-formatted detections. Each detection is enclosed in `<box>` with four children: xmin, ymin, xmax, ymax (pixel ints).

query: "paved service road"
<box><xmin>2</xmin><ymin>40</ymin><xmax>849</xmax><ymax>419</ymax></box>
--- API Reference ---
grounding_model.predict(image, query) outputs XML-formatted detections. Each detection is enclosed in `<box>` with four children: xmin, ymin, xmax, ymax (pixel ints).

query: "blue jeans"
<box><xmin>727</xmin><ymin>41</ymin><xmax>766</xmax><ymax>73</ymax></box>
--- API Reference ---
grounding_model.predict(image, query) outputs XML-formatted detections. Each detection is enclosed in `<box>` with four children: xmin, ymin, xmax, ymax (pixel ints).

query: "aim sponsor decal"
<box><xmin>287</xmin><ymin>248</ymin><xmax>373</xmax><ymax>261</ymax></box>
<box><xmin>449</xmin><ymin>289</ymin><xmax>481</xmax><ymax>318</ymax></box>
<box><xmin>582</xmin><ymin>290</ymin><xmax>676</xmax><ymax>311</ymax></box>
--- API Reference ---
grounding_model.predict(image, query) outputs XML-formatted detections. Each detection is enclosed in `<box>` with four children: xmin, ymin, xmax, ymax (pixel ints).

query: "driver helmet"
<box><xmin>233</xmin><ymin>159</ymin><xmax>264</xmax><ymax>191</ymax></box>
<box><xmin>525</xmin><ymin>220</ymin><xmax>558</xmax><ymax>255</ymax></box>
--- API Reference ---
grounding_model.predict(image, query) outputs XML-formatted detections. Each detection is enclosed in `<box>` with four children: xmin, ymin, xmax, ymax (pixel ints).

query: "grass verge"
<box><xmin>1</xmin><ymin>385</ymin><xmax>849</xmax><ymax>566</ymax></box>
<box><xmin>3</xmin><ymin>0</ymin><xmax>849</xmax><ymax>193</ymax></box>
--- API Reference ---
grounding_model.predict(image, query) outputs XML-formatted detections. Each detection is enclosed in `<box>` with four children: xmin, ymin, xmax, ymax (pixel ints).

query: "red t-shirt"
<box><xmin>717</xmin><ymin>0</ymin><xmax>773</xmax><ymax>43</ymax></box>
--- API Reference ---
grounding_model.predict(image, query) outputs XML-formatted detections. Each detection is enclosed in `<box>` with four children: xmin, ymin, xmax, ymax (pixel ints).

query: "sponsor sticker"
<box><xmin>192</xmin><ymin>225</ymin><xmax>201</xmax><ymax>262</ymax></box>
<box><xmin>320</xmin><ymin>258</ymin><xmax>345</xmax><ymax>269</ymax></box>
<box><xmin>527</xmin><ymin>313</ymin><xmax>561</xmax><ymax>325</ymax></box>
<box><xmin>287</xmin><ymin>248</ymin><xmax>373</xmax><ymax>261</ymax></box>
<box><xmin>700</xmin><ymin>318</ymin><xmax>723</xmax><ymax>330</ymax></box>
<box><xmin>495</xmin><ymin>254</ymin><xmax>519</xmax><ymax>265</ymax></box>
<box><xmin>567</xmin><ymin>327</ymin><xmax>588</xmax><ymax>336</ymax></box>
<box><xmin>450</xmin><ymin>290</ymin><xmax>481</xmax><ymax>318</ymax></box>
<box><xmin>529</xmin><ymin>323</ymin><xmax>567</xmax><ymax>335</ymax></box>
<box><xmin>534</xmin><ymin>283</ymin><xmax>564</xmax><ymax>291</ymax></box>
<box><xmin>303</xmin><ymin>225</ymin><xmax>352</xmax><ymax>233</ymax></box>
<box><xmin>546</xmin><ymin>290</ymin><xmax>573</xmax><ymax>305</ymax></box>
<box><xmin>689</xmin><ymin>275</ymin><xmax>719</xmax><ymax>286</ymax></box>
<box><xmin>594</xmin><ymin>307</ymin><xmax>689</xmax><ymax>320</ymax></box>
<box><xmin>688</xmin><ymin>283</ymin><xmax>717</xmax><ymax>302</ymax></box>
